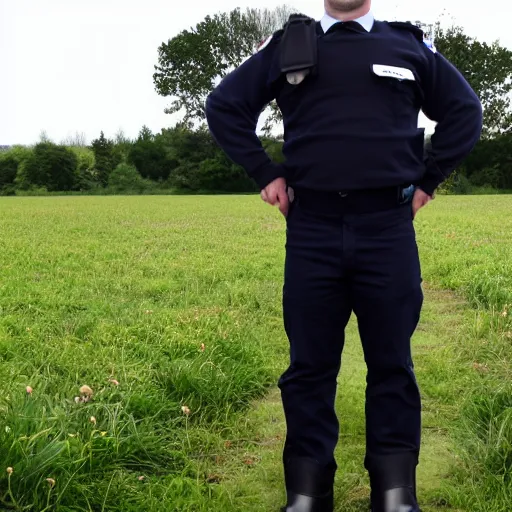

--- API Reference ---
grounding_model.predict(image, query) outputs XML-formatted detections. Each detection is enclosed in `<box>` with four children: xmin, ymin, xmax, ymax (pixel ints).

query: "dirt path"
<box><xmin>206</xmin><ymin>285</ymin><xmax>467</xmax><ymax>511</ymax></box>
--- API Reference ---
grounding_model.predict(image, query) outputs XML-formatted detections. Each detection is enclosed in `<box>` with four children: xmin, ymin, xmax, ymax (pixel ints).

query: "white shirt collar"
<box><xmin>320</xmin><ymin>10</ymin><xmax>374</xmax><ymax>33</ymax></box>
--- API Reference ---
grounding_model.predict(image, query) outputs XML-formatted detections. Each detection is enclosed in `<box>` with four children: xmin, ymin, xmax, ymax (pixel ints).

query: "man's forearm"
<box><xmin>205</xmin><ymin>92</ymin><xmax>285</xmax><ymax>189</ymax></box>
<box><xmin>418</xmin><ymin>100</ymin><xmax>483</xmax><ymax>196</ymax></box>
<box><xmin>204</xmin><ymin>40</ymin><xmax>286</xmax><ymax>190</ymax></box>
<box><xmin>419</xmin><ymin>54</ymin><xmax>483</xmax><ymax>195</ymax></box>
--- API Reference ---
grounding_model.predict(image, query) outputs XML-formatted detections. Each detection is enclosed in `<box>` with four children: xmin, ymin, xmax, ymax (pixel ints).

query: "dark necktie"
<box><xmin>325</xmin><ymin>20</ymin><xmax>367</xmax><ymax>35</ymax></box>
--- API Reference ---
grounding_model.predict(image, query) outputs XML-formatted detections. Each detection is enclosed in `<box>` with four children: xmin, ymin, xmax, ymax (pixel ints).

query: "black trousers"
<box><xmin>278</xmin><ymin>189</ymin><xmax>423</xmax><ymax>473</ymax></box>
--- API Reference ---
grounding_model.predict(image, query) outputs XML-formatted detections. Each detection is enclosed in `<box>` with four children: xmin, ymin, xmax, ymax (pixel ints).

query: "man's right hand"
<box><xmin>260</xmin><ymin>177</ymin><xmax>289</xmax><ymax>217</ymax></box>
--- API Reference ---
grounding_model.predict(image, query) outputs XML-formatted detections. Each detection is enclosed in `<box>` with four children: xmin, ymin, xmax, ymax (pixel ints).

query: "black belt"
<box><xmin>291</xmin><ymin>186</ymin><xmax>413</xmax><ymax>215</ymax></box>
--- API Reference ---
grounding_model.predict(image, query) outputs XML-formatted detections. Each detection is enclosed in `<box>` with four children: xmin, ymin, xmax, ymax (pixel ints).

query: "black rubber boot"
<box><xmin>280</xmin><ymin>457</ymin><xmax>336</xmax><ymax>512</ymax></box>
<box><xmin>366</xmin><ymin>452</ymin><xmax>420</xmax><ymax>512</ymax></box>
<box><xmin>381</xmin><ymin>487</ymin><xmax>417</xmax><ymax>512</ymax></box>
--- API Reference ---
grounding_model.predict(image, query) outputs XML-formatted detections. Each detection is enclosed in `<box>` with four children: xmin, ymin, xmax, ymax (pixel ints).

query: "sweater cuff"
<box><xmin>417</xmin><ymin>155</ymin><xmax>446</xmax><ymax>197</ymax></box>
<box><xmin>251</xmin><ymin>162</ymin><xmax>286</xmax><ymax>190</ymax></box>
<box><xmin>416</xmin><ymin>176</ymin><xmax>439</xmax><ymax>197</ymax></box>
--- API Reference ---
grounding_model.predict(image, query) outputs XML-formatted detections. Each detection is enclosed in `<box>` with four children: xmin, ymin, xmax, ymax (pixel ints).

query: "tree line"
<box><xmin>1</xmin><ymin>6</ymin><xmax>511</xmax><ymax>196</ymax></box>
<box><xmin>0</xmin><ymin>126</ymin><xmax>285</xmax><ymax>195</ymax></box>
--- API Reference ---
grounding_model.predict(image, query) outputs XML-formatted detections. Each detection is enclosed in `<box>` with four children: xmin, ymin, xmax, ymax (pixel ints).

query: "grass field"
<box><xmin>0</xmin><ymin>194</ymin><xmax>510</xmax><ymax>511</ymax></box>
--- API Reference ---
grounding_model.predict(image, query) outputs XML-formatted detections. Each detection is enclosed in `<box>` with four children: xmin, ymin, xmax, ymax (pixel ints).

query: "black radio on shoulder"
<box><xmin>279</xmin><ymin>14</ymin><xmax>317</xmax><ymax>85</ymax></box>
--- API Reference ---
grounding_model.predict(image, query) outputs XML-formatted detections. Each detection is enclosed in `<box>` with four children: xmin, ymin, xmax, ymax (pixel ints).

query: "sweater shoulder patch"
<box><xmin>422</xmin><ymin>36</ymin><xmax>437</xmax><ymax>53</ymax></box>
<box><xmin>387</xmin><ymin>21</ymin><xmax>437</xmax><ymax>53</ymax></box>
<box><xmin>255</xmin><ymin>29</ymin><xmax>283</xmax><ymax>54</ymax></box>
<box><xmin>257</xmin><ymin>35</ymin><xmax>273</xmax><ymax>52</ymax></box>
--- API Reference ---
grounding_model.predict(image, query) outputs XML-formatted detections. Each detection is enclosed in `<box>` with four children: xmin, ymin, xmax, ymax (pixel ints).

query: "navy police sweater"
<box><xmin>205</xmin><ymin>20</ymin><xmax>483</xmax><ymax>196</ymax></box>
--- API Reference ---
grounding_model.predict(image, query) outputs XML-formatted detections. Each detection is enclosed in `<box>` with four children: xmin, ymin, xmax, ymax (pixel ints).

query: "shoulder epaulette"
<box><xmin>387</xmin><ymin>21</ymin><xmax>424</xmax><ymax>42</ymax></box>
<box><xmin>387</xmin><ymin>21</ymin><xmax>437</xmax><ymax>53</ymax></box>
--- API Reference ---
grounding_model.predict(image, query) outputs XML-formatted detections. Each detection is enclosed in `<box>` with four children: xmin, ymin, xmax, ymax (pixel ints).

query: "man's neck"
<box><xmin>324</xmin><ymin>1</ymin><xmax>371</xmax><ymax>22</ymax></box>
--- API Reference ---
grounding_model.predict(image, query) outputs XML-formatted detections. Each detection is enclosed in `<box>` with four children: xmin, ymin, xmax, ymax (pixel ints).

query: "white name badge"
<box><xmin>372</xmin><ymin>64</ymin><xmax>415</xmax><ymax>81</ymax></box>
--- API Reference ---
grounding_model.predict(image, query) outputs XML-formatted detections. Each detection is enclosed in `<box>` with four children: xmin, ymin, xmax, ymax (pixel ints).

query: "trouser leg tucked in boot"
<box><xmin>278</xmin><ymin>202</ymin><xmax>351</xmax><ymax>511</ymax></box>
<box><xmin>366</xmin><ymin>452</ymin><xmax>420</xmax><ymax>512</ymax></box>
<box><xmin>280</xmin><ymin>457</ymin><xmax>336</xmax><ymax>512</ymax></box>
<box><xmin>349</xmin><ymin>204</ymin><xmax>423</xmax><ymax>512</ymax></box>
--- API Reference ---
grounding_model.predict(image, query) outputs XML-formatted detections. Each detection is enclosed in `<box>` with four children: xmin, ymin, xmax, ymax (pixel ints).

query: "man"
<box><xmin>205</xmin><ymin>1</ymin><xmax>482</xmax><ymax>511</ymax></box>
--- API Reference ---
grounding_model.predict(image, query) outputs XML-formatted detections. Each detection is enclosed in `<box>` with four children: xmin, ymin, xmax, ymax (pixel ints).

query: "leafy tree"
<box><xmin>463</xmin><ymin>132</ymin><xmax>512</xmax><ymax>188</ymax></box>
<box><xmin>434</xmin><ymin>24</ymin><xmax>512</xmax><ymax>137</ymax></box>
<box><xmin>162</xmin><ymin>124</ymin><xmax>259</xmax><ymax>192</ymax></box>
<box><xmin>4</xmin><ymin>146</ymin><xmax>33</xmax><ymax>165</ymax></box>
<box><xmin>153</xmin><ymin>5</ymin><xmax>293</xmax><ymax>130</ymax></box>
<box><xmin>69</xmin><ymin>146</ymin><xmax>98</xmax><ymax>190</ymax></box>
<box><xmin>128</xmin><ymin>126</ymin><xmax>170</xmax><ymax>181</ymax></box>
<box><xmin>112</xmin><ymin>128</ymin><xmax>133</xmax><ymax>166</ymax></box>
<box><xmin>15</xmin><ymin>143</ymin><xmax>77</xmax><ymax>191</ymax></box>
<box><xmin>0</xmin><ymin>153</ymin><xmax>18</xmax><ymax>193</ymax></box>
<box><xmin>108</xmin><ymin>163</ymin><xmax>147</xmax><ymax>192</ymax></box>
<box><xmin>91</xmin><ymin>131</ymin><xmax>115</xmax><ymax>185</ymax></box>
<box><xmin>168</xmin><ymin>153</ymin><xmax>256</xmax><ymax>192</ymax></box>
<box><xmin>162</xmin><ymin>124</ymin><xmax>218</xmax><ymax>164</ymax></box>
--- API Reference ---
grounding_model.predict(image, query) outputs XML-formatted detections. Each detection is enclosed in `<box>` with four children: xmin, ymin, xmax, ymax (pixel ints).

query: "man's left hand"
<box><xmin>412</xmin><ymin>188</ymin><xmax>432</xmax><ymax>219</ymax></box>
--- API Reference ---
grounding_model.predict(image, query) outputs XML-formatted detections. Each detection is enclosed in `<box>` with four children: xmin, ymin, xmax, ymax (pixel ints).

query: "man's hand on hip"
<box><xmin>412</xmin><ymin>188</ymin><xmax>432</xmax><ymax>219</ymax></box>
<box><xmin>261</xmin><ymin>177</ymin><xmax>289</xmax><ymax>217</ymax></box>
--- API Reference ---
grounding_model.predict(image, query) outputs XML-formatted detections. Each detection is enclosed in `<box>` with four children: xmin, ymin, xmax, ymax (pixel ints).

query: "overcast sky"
<box><xmin>0</xmin><ymin>0</ymin><xmax>505</xmax><ymax>145</ymax></box>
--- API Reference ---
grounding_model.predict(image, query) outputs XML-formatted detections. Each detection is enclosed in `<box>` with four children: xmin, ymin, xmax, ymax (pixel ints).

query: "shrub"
<box><xmin>129</xmin><ymin>127</ymin><xmax>171</xmax><ymax>181</ymax></box>
<box><xmin>108</xmin><ymin>163</ymin><xmax>147</xmax><ymax>192</ymax></box>
<box><xmin>168</xmin><ymin>158</ymin><xmax>257</xmax><ymax>193</ymax></box>
<box><xmin>469</xmin><ymin>164</ymin><xmax>502</xmax><ymax>188</ymax></box>
<box><xmin>69</xmin><ymin>147</ymin><xmax>98</xmax><ymax>190</ymax></box>
<box><xmin>451</xmin><ymin>174</ymin><xmax>473</xmax><ymax>195</ymax></box>
<box><xmin>0</xmin><ymin>154</ymin><xmax>18</xmax><ymax>192</ymax></box>
<box><xmin>0</xmin><ymin>146</ymin><xmax>33</xmax><ymax>194</ymax></box>
<box><xmin>15</xmin><ymin>143</ymin><xmax>78</xmax><ymax>191</ymax></box>
<box><xmin>91</xmin><ymin>132</ymin><xmax>115</xmax><ymax>186</ymax></box>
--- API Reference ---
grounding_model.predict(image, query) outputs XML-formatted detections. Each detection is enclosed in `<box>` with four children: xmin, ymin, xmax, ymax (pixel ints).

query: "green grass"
<box><xmin>0</xmin><ymin>194</ymin><xmax>510</xmax><ymax>511</ymax></box>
